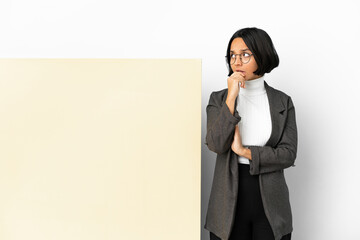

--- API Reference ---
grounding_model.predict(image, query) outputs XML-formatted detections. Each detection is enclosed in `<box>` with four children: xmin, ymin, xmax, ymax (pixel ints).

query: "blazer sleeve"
<box><xmin>248</xmin><ymin>97</ymin><xmax>298</xmax><ymax>175</ymax></box>
<box><xmin>205</xmin><ymin>91</ymin><xmax>241</xmax><ymax>154</ymax></box>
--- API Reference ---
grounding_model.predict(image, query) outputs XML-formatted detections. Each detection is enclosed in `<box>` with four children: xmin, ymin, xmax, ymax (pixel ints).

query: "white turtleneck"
<box><xmin>237</xmin><ymin>75</ymin><xmax>272</xmax><ymax>165</ymax></box>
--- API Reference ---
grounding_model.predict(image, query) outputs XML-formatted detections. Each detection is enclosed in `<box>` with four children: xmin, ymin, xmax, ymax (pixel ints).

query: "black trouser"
<box><xmin>209</xmin><ymin>163</ymin><xmax>291</xmax><ymax>240</ymax></box>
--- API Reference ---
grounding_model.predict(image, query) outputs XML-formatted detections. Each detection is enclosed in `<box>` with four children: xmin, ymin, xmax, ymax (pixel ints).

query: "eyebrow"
<box><xmin>230</xmin><ymin>49</ymin><xmax>250</xmax><ymax>52</ymax></box>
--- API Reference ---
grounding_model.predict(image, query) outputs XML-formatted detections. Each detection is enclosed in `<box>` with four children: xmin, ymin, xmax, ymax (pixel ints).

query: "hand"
<box><xmin>227</xmin><ymin>72</ymin><xmax>246</xmax><ymax>100</ymax></box>
<box><xmin>231</xmin><ymin>125</ymin><xmax>244</xmax><ymax>155</ymax></box>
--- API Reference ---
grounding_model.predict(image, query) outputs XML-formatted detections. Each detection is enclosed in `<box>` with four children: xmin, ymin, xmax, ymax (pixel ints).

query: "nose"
<box><xmin>234</xmin><ymin>55</ymin><xmax>242</xmax><ymax>65</ymax></box>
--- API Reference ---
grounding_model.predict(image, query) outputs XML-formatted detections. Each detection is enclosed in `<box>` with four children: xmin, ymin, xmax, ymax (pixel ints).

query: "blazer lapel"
<box><xmin>264</xmin><ymin>81</ymin><xmax>286</xmax><ymax>147</ymax></box>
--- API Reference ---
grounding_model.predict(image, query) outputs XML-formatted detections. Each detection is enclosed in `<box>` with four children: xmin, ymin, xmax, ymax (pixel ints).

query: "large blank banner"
<box><xmin>0</xmin><ymin>59</ymin><xmax>201</xmax><ymax>240</ymax></box>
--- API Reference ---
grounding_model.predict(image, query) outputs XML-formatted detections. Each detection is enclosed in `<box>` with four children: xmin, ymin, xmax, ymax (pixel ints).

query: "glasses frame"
<box><xmin>226</xmin><ymin>53</ymin><xmax>254</xmax><ymax>65</ymax></box>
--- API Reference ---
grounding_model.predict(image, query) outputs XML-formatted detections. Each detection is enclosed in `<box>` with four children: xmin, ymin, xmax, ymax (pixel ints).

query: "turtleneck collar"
<box><xmin>240</xmin><ymin>75</ymin><xmax>266</xmax><ymax>96</ymax></box>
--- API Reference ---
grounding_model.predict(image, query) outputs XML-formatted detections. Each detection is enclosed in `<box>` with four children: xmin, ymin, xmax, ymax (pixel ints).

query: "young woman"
<box><xmin>204</xmin><ymin>27</ymin><xmax>297</xmax><ymax>240</ymax></box>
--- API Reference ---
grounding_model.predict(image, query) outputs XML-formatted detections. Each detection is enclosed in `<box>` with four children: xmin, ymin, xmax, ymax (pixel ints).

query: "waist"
<box><xmin>238</xmin><ymin>162</ymin><xmax>258</xmax><ymax>180</ymax></box>
<box><xmin>238</xmin><ymin>155</ymin><xmax>250</xmax><ymax>164</ymax></box>
<box><xmin>238</xmin><ymin>162</ymin><xmax>250</xmax><ymax>171</ymax></box>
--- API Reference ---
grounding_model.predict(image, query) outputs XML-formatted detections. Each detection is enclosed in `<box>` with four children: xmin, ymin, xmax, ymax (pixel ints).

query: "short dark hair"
<box><xmin>225</xmin><ymin>27</ymin><xmax>279</xmax><ymax>77</ymax></box>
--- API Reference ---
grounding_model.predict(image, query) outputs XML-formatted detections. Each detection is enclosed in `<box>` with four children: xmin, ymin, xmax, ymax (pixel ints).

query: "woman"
<box><xmin>204</xmin><ymin>27</ymin><xmax>297</xmax><ymax>240</ymax></box>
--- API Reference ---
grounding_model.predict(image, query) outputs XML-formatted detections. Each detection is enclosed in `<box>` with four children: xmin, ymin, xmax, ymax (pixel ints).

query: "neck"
<box><xmin>241</xmin><ymin>75</ymin><xmax>266</xmax><ymax>96</ymax></box>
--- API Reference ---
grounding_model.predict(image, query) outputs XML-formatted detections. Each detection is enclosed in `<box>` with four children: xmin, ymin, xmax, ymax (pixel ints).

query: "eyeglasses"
<box><xmin>226</xmin><ymin>53</ymin><xmax>253</xmax><ymax>64</ymax></box>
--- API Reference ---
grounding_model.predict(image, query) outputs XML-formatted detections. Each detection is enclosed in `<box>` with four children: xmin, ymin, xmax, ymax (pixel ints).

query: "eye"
<box><xmin>230</xmin><ymin>54</ymin><xmax>236</xmax><ymax>58</ymax></box>
<box><xmin>242</xmin><ymin>52</ymin><xmax>251</xmax><ymax>57</ymax></box>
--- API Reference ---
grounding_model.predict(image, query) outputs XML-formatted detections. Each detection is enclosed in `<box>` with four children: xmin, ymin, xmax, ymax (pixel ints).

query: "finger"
<box><xmin>231</xmin><ymin>72</ymin><xmax>245</xmax><ymax>81</ymax></box>
<box><xmin>230</xmin><ymin>76</ymin><xmax>242</xmax><ymax>84</ymax></box>
<box><xmin>234</xmin><ymin>71</ymin><xmax>245</xmax><ymax>79</ymax></box>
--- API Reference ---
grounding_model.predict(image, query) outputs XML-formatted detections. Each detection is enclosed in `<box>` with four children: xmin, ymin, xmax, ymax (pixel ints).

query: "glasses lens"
<box><xmin>241</xmin><ymin>56</ymin><xmax>250</xmax><ymax>64</ymax></box>
<box><xmin>228</xmin><ymin>54</ymin><xmax>251</xmax><ymax>64</ymax></box>
<box><xmin>242</xmin><ymin>53</ymin><xmax>252</xmax><ymax>64</ymax></box>
<box><xmin>230</xmin><ymin>55</ymin><xmax>236</xmax><ymax>64</ymax></box>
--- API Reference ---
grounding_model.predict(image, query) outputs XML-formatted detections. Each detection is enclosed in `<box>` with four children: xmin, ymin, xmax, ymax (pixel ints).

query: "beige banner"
<box><xmin>0</xmin><ymin>59</ymin><xmax>201</xmax><ymax>240</ymax></box>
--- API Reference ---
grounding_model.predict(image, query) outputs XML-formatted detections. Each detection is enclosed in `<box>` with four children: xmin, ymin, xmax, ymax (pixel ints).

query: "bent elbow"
<box><xmin>205</xmin><ymin>141</ymin><xmax>229</xmax><ymax>155</ymax></box>
<box><xmin>279</xmin><ymin>147</ymin><xmax>297</xmax><ymax>168</ymax></box>
<box><xmin>205</xmin><ymin>128</ymin><xmax>234</xmax><ymax>155</ymax></box>
<box><xmin>205</xmin><ymin>136</ymin><xmax>230</xmax><ymax>155</ymax></box>
<box><xmin>288</xmin><ymin>148</ymin><xmax>297</xmax><ymax>167</ymax></box>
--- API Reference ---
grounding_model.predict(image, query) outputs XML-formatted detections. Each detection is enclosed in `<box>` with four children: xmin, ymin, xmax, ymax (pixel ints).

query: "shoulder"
<box><xmin>266</xmin><ymin>82</ymin><xmax>291</xmax><ymax>98</ymax></box>
<box><xmin>207</xmin><ymin>88</ymin><xmax>228</xmax><ymax>106</ymax></box>
<box><xmin>265</xmin><ymin>82</ymin><xmax>295</xmax><ymax>108</ymax></box>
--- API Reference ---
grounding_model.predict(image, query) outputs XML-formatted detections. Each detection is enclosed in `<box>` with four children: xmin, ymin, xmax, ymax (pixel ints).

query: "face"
<box><xmin>230</xmin><ymin>37</ymin><xmax>263</xmax><ymax>81</ymax></box>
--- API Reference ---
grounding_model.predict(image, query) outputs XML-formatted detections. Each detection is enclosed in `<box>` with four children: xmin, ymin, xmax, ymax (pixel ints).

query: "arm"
<box><xmin>248</xmin><ymin>97</ymin><xmax>298</xmax><ymax>175</ymax></box>
<box><xmin>231</xmin><ymin>125</ymin><xmax>252</xmax><ymax>160</ymax></box>
<box><xmin>205</xmin><ymin>92</ymin><xmax>241</xmax><ymax>154</ymax></box>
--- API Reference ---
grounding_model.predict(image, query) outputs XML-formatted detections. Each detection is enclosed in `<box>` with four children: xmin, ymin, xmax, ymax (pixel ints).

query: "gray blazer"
<box><xmin>204</xmin><ymin>81</ymin><xmax>297</xmax><ymax>240</ymax></box>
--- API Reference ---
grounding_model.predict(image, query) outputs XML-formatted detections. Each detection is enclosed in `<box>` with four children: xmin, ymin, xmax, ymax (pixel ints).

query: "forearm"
<box><xmin>225</xmin><ymin>97</ymin><xmax>236</xmax><ymax>115</ymax></box>
<box><xmin>248</xmin><ymin>145</ymin><xmax>296</xmax><ymax>175</ymax></box>
<box><xmin>205</xmin><ymin>94</ymin><xmax>241</xmax><ymax>154</ymax></box>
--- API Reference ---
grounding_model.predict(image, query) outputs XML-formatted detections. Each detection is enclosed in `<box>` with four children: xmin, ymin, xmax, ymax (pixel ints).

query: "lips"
<box><xmin>236</xmin><ymin>70</ymin><xmax>245</xmax><ymax>73</ymax></box>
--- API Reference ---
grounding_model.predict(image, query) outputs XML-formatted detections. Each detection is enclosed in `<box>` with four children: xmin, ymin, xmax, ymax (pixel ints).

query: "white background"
<box><xmin>1</xmin><ymin>0</ymin><xmax>360</xmax><ymax>239</ymax></box>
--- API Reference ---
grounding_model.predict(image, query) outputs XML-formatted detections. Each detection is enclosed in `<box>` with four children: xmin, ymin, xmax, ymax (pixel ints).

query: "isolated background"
<box><xmin>1</xmin><ymin>0</ymin><xmax>360</xmax><ymax>239</ymax></box>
